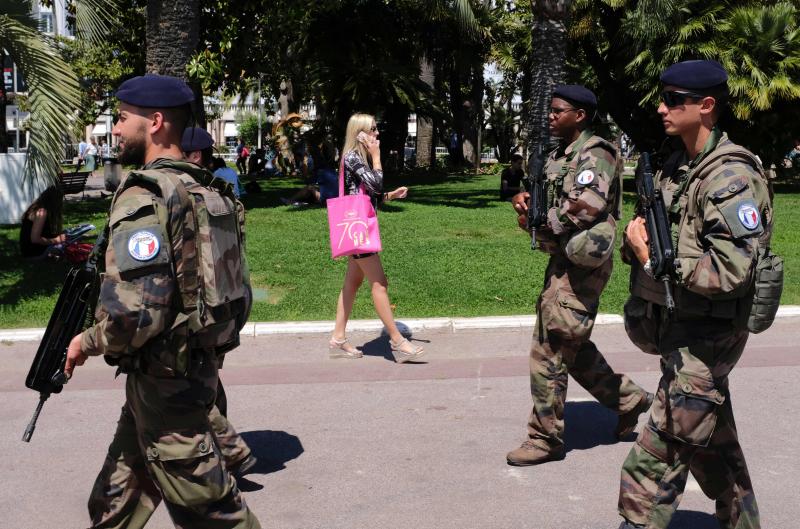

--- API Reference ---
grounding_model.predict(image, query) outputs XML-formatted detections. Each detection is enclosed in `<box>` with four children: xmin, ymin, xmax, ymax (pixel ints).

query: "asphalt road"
<box><xmin>2</xmin><ymin>318</ymin><xmax>798</xmax><ymax>529</ymax></box>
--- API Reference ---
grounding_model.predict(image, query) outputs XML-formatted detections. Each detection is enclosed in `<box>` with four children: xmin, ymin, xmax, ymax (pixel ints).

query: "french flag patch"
<box><xmin>128</xmin><ymin>230</ymin><xmax>161</xmax><ymax>261</ymax></box>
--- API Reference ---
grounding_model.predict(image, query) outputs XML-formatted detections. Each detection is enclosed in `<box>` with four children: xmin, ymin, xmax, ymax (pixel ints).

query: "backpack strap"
<box><xmin>121</xmin><ymin>169</ymin><xmax>200</xmax><ymax>315</ymax></box>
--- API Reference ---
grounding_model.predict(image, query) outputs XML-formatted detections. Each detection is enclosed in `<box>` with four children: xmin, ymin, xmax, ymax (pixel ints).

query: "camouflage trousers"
<box><xmin>210</xmin><ymin>379</ymin><xmax>253</xmax><ymax>469</ymax></box>
<box><xmin>618</xmin><ymin>307</ymin><xmax>760</xmax><ymax>529</ymax></box>
<box><xmin>87</xmin><ymin>354</ymin><xmax>261</xmax><ymax>529</ymax></box>
<box><xmin>526</xmin><ymin>255</ymin><xmax>648</xmax><ymax>450</ymax></box>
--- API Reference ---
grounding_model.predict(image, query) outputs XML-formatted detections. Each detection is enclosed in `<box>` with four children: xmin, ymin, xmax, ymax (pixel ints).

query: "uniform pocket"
<box><xmin>655</xmin><ymin>372</ymin><xmax>725</xmax><ymax>447</ymax></box>
<box><xmin>547</xmin><ymin>290</ymin><xmax>597</xmax><ymax>341</ymax></box>
<box><xmin>144</xmin><ymin>430</ymin><xmax>231</xmax><ymax>506</ymax></box>
<box><xmin>623</xmin><ymin>296</ymin><xmax>659</xmax><ymax>355</ymax></box>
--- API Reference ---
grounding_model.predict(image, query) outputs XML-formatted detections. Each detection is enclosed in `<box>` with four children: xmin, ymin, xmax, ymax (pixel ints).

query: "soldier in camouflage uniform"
<box><xmin>507</xmin><ymin>85</ymin><xmax>652</xmax><ymax>466</ymax></box>
<box><xmin>65</xmin><ymin>74</ymin><xmax>260</xmax><ymax>529</ymax></box>
<box><xmin>182</xmin><ymin>126</ymin><xmax>257</xmax><ymax>477</ymax></box>
<box><xmin>617</xmin><ymin>60</ymin><xmax>770</xmax><ymax>529</ymax></box>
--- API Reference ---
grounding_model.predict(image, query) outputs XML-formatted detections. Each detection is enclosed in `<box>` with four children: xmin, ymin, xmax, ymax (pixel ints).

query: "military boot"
<box><xmin>506</xmin><ymin>440</ymin><xmax>565</xmax><ymax>466</ymax></box>
<box><xmin>615</xmin><ymin>391</ymin><xmax>654</xmax><ymax>440</ymax></box>
<box><xmin>228</xmin><ymin>453</ymin><xmax>258</xmax><ymax>478</ymax></box>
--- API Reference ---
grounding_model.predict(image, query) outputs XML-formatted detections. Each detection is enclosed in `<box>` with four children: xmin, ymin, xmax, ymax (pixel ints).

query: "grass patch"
<box><xmin>1</xmin><ymin>170</ymin><xmax>798</xmax><ymax>328</ymax></box>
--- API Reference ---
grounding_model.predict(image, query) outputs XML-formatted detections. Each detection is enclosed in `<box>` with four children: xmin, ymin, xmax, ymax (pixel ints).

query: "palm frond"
<box><xmin>73</xmin><ymin>0</ymin><xmax>121</xmax><ymax>45</ymax></box>
<box><xmin>0</xmin><ymin>6</ymin><xmax>82</xmax><ymax>185</ymax></box>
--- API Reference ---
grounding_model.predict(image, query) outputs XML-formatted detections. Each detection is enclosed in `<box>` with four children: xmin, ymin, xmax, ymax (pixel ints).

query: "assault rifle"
<box><xmin>22</xmin><ymin>229</ymin><xmax>106</xmax><ymax>442</ymax></box>
<box><xmin>635</xmin><ymin>152</ymin><xmax>675</xmax><ymax>312</ymax></box>
<box><xmin>527</xmin><ymin>143</ymin><xmax>547</xmax><ymax>250</ymax></box>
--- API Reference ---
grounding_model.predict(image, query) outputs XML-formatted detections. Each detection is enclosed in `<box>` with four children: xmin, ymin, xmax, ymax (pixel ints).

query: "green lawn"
<box><xmin>1</xmin><ymin>170</ymin><xmax>798</xmax><ymax>328</ymax></box>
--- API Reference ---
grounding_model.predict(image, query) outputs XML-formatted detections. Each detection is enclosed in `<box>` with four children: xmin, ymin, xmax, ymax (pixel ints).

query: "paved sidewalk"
<box><xmin>2</xmin><ymin>318</ymin><xmax>798</xmax><ymax>528</ymax></box>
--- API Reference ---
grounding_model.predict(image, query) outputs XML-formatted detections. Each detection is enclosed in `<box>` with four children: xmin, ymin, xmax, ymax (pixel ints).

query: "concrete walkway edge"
<box><xmin>3</xmin><ymin>305</ymin><xmax>800</xmax><ymax>343</ymax></box>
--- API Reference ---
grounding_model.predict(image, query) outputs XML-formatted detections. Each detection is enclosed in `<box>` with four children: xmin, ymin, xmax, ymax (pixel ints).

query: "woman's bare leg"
<box><xmin>333</xmin><ymin>257</ymin><xmax>364</xmax><ymax>341</ymax></box>
<box><xmin>352</xmin><ymin>254</ymin><xmax>405</xmax><ymax>343</ymax></box>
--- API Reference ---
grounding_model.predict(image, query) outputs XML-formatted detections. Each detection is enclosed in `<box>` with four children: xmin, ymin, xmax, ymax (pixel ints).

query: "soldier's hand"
<box><xmin>517</xmin><ymin>213</ymin><xmax>529</xmax><ymax>230</ymax></box>
<box><xmin>625</xmin><ymin>217</ymin><xmax>650</xmax><ymax>265</ymax></box>
<box><xmin>512</xmin><ymin>192</ymin><xmax>529</xmax><ymax>215</ymax></box>
<box><xmin>64</xmin><ymin>334</ymin><xmax>87</xmax><ymax>378</ymax></box>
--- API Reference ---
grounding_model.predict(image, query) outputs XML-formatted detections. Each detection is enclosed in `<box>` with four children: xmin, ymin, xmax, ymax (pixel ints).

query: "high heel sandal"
<box><xmin>329</xmin><ymin>337</ymin><xmax>363</xmax><ymax>359</ymax></box>
<box><xmin>389</xmin><ymin>338</ymin><xmax>424</xmax><ymax>364</ymax></box>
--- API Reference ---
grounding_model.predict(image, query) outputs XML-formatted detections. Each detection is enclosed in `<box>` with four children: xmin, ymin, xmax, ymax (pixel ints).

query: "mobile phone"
<box><xmin>357</xmin><ymin>131</ymin><xmax>369</xmax><ymax>144</ymax></box>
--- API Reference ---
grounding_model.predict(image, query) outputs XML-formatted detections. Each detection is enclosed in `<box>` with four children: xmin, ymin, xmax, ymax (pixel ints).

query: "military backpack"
<box><xmin>118</xmin><ymin>159</ymin><xmax>251</xmax><ymax>371</ymax></box>
<box><xmin>685</xmin><ymin>145</ymin><xmax>783</xmax><ymax>333</ymax></box>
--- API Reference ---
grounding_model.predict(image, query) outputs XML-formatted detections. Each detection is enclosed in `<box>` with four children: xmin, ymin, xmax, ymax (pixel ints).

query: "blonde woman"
<box><xmin>329</xmin><ymin>113</ymin><xmax>424</xmax><ymax>363</ymax></box>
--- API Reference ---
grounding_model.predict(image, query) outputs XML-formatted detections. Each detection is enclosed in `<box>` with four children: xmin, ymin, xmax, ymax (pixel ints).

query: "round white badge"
<box><xmin>737</xmin><ymin>203</ymin><xmax>759</xmax><ymax>230</ymax></box>
<box><xmin>128</xmin><ymin>230</ymin><xmax>160</xmax><ymax>261</ymax></box>
<box><xmin>576</xmin><ymin>170</ymin><xmax>595</xmax><ymax>185</ymax></box>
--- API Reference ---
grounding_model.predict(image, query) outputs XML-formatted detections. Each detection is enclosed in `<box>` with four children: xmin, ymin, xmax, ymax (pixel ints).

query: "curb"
<box><xmin>2</xmin><ymin>306</ymin><xmax>799</xmax><ymax>344</ymax></box>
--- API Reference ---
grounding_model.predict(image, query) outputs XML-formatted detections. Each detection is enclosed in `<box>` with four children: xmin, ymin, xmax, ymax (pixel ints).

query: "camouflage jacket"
<box><xmin>80</xmin><ymin>157</ymin><xmax>243</xmax><ymax>364</ymax></box>
<box><xmin>668</xmin><ymin>130</ymin><xmax>772</xmax><ymax>301</ymax></box>
<box><xmin>625</xmin><ymin>131</ymin><xmax>772</xmax><ymax>308</ymax></box>
<box><xmin>536</xmin><ymin>128</ymin><xmax>622</xmax><ymax>256</ymax></box>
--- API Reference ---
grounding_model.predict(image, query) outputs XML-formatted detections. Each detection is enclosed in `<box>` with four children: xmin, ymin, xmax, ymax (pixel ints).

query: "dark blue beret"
<box><xmin>552</xmin><ymin>85</ymin><xmax>597</xmax><ymax>108</ymax></box>
<box><xmin>660</xmin><ymin>60</ymin><xmax>728</xmax><ymax>90</ymax></box>
<box><xmin>181</xmin><ymin>127</ymin><xmax>214</xmax><ymax>152</ymax></box>
<box><xmin>115</xmin><ymin>74</ymin><xmax>195</xmax><ymax>108</ymax></box>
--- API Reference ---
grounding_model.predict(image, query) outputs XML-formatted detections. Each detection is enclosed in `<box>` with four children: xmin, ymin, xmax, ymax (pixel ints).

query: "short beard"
<box><xmin>117</xmin><ymin>130</ymin><xmax>147</xmax><ymax>166</ymax></box>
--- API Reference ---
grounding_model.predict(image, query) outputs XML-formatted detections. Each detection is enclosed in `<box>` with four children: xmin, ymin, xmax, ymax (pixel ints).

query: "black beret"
<box><xmin>115</xmin><ymin>74</ymin><xmax>195</xmax><ymax>108</ymax></box>
<box><xmin>181</xmin><ymin>127</ymin><xmax>214</xmax><ymax>152</ymax></box>
<box><xmin>660</xmin><ymin>60</ymin><xmax>728</xmax><ymax>90</ymax></box>
<box><xmin>552</xmin><ymin>85</ymin><xmax>597</xmax><ymax>108</ymax></box>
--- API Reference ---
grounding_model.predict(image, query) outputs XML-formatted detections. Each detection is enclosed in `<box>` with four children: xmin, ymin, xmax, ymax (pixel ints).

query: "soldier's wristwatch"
<box><xmin>642</xmin><ymin>259</ymin><xmax>654</xmax><ymax>277</ymax></box>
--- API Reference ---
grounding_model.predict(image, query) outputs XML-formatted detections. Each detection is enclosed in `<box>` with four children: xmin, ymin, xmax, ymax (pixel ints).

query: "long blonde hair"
<box><xmin>342</xmin><ymin>113</ymin><xmax>375</xmax><ymax>167</ymax></box>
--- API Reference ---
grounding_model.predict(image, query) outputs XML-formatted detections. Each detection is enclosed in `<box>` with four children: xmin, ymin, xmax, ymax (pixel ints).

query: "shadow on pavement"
<box><xmin>360</xmin><ymin>335</ymin><xmax>394</xmax><ymax>361</ymax></box>
<box><xmin>359</xmin><ymin>322</ymin><xmax>430</xmax><ymax>363</ymax></box>
<box><xmin>240</xmin><ymin>430</ymin><xmax>304</xmax><ymax>476</ymax></box>
<box><xmin>564</xmin><ymin>400</ymin><xmax>619</xmax><ymax>453</ymax></box>
<box><xmin>668</xmin><ymin>510</ymin><xmax>718</xmax><ymax>528</ymax></box>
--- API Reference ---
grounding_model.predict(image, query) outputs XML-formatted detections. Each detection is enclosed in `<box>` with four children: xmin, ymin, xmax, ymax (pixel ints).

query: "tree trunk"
<box><xmin>146</xmin><ymin>1</ymin><xmax>200</xmax><ymax>124</ymax></box>
<box><xmin>380</xmin><ymin>102</ymin><xmax>408</xmax><ymax>175</ymax></box>
<box><xmin>448</xmin><ymin>60</ymin><xmax>466</xmax><ymax>167</ymax></box>
<box><xmin>146</xmin><ymin>1</ymin><xmax>198</xmax><ymax>79</ymax></box>
<box><xmin>415</xmin><ymin>56</ymin><xmax>435</xmax><ymax>168</ymax></box>
<box><xmin>525</xmin><ymin>1</ymin><xmax>570</xmax><ymax>157</ymax></box>
<box><xmin>0</xmin><ymin>49</ymin><xmax>7</xmax><ymax>154</ymax></box>
<box><xmin>462</xmin><ymin>58</ymin><xmax>484</xmax><ymax>169</ymax></box>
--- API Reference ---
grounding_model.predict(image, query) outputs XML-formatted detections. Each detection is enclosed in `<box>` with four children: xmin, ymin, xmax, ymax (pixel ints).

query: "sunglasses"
<box><xmin>660</xmin><ymin>90</ymin><xmax>705</xmax><ymax>108</ymax></box>
<box><xmin>368</xmin><ymin>125</ymin><xmax>378</xmax><ymax>132</ymax></box>
<box><xmin>550</xmin><ymin>107</ymin><xmax>578</xmax><ymax>117</ymax></box>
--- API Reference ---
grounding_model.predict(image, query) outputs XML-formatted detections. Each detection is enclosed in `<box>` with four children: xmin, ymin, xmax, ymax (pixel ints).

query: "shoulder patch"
<box><xmin>737</xmin><ymin>202</ymin><xmax>760</xmax><ymax>230</ymax></box>
<box><xmin>576</xmin><ymin>170</ymin><xmax>595</xmax><ymax>185</ymax></box>
<box><xmin>718</xmin><ymin>198</ymin><xmax>763</xmax><ymax>239</ymax></box>
<box><xmin>127</xmin><ymin>230</ymin><xmax>161</xmax><ymax>261</ymax></box>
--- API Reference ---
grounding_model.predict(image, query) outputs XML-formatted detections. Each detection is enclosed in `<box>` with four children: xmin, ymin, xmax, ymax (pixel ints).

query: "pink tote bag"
<box><xmin>326</xmin><ymin>157</ymin><xmax>382</xmax><ymax>258</ymax></box>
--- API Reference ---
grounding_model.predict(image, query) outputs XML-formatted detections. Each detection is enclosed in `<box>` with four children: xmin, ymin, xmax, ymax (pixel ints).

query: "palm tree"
<box><xmin>0</xmin><ymin>0</ymin><xmax>114</xmax><ymax>184</ymax></box>
<box><xmin>718</xmin><ymin>2</ymin><xmax>800</xmax><ymax>165</ymax></box>
<box><xmin>146</xmin><ymin>0</ymin><xmax>198</xmax><ymax>79</ymax></box>
<box><xmin>415</xmin><ymin>0</ymin><xmax>479</xmax><ymax>168</ymax></box>
<box><xmin>718</xmin><ymin>2</ymin><xmax>800</xmax><ymax>120</ymax></box>
<box><xmin>416</xmin><ymin>0</ymin><xmax>480</xmax><ymax>167</ymax></box>
<box><xmin>524</xmin><ymin>0</ymin><xmax>571</xmax><ymax>158</ymax></box>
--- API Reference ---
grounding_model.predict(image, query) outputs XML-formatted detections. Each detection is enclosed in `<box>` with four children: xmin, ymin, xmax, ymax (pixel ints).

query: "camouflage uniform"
<box><xmin>80</xmin><ymin>158</ymin><xmax>260</xmax><ymax>529</ymax></box>
<box><xmin>210</xmin><ymin>380</ymin><xmax>253</xmax><ymax>469</ymax></box>
<box><xmin>618</xmin><ymin>129</ymin><xmax>771</xmax><ymax>529</ymax></box>
<box><xmin>523</xmin><ymin>128</ymin><xmax>650</xmax><ymax>455</ymax></box>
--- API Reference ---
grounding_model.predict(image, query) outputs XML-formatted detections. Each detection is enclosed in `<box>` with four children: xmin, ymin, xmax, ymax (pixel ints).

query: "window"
<box><xmin>39</xmin><ymin>12</ymin><xmax>54</xmax><ymax>34</ymax></box>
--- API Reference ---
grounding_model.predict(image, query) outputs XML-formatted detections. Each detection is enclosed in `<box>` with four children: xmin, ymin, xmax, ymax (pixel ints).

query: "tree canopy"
<box><xmin>43</xmin><ymin>0</ymin><xmax>800</xmax><ymax>170</ymax></box>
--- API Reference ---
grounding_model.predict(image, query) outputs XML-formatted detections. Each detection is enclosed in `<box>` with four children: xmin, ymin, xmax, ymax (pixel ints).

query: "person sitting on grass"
<box><xmin>19</xmin><ymin>186</ymin><xmax>67</xmax><ymax>259</ymax></box>
<box><xmin>500</xmin><ymin>153</ymin><xmax>525</xmax><ymax>201</ymax></box>
<box><xmin>280</xmin><ymin>140</ymin><xmax>339</xmax><ymax>207</ymax></box>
